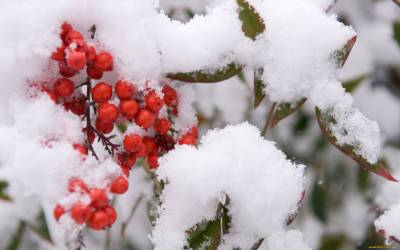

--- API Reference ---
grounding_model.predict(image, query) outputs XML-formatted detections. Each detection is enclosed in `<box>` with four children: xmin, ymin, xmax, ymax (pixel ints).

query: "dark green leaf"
<box><xmin>310</xmin><ymin>180</ymin><xmax>327</xmax><ymax>223</ymax></box>
<box><xmin>316</xmin><ymin>107</ymin><xmax>398</xmax><ymax>182</ymax></box>
<box><xmin>167</xmin><ymin>63</ymin><xmax>242</xmax><ymax>83</ymax></box>
<box><xmin>357</xmin><ymin>167</ymin><xmax>370</xmax><ymax>192</ymax></box>
<box><xmin>187</xmin><ymin>200</ymin><xmax>231</xmax><ymax>250</ymax></box>
<box><xmin>319</xmin><ymin>234</ymin><xmax>346</xmax><ymax>250</ymax></box>
<box><xmin>28</xmin><ymin>209</ymin><xmax>54</xmax><ymax>244</ymax></box>
<box><xmin>334</xmin><ymin>36</ymin><xmax>357</xmax><ymax>68</ymax></box>
<box><xmin>6</xmin><ymin>221</ymin><xmax>26</xmax><ymax>250</ymax></box>
<box><xmin>393</xmin><ymin>21</ymin><xmax>400</xmax><ymax>48</ymax></box>
<box><xmin>237</xmin><ymin>0</ymin><xmax>266</xmax><ymax>40</ymax></box>
<box><xmin>270</xmin><ymin>98</ymin><xmax>307</xmax><ymax>128</ymax></box>
<box><xmin>117</xmin><ymin>123</ymin><xmax>127</xmax><ymax>133</ymax></box>
<box><xmin>253</xmin><ymin>68</ymin><xmax>266</xmax><ymax>108</ymax></box>
<box><xmin>343</xmin><ymin>75</ymin><xmax>365</xmax><ymax>93</ymax></box>
<box><xmin>0</xmin><ymin>180</ymin><xmax>12</xmax><ymax>201</ymax></box>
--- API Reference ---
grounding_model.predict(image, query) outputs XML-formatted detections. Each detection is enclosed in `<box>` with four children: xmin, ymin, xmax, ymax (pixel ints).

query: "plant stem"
<box><xmin>120</xmin><ymin>194</ymin><xmax>145</xmax><ymax>240</ymax></box>
<box><xmin>261</xmin><ymin>102</ymin><xmax>277</xmax><ymax>137</ymax></box>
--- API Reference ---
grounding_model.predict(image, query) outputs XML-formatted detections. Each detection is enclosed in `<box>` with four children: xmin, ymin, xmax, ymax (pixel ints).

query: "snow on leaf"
<box><xmin>315</xmin><ymin>107</ymin><xmax>397</xmax><ymax>182</ymax></box>
<box><xmin>167</xmin><ymin>63</ymin><xmax>242</xmax><ymax>83</ymax></box>
<box><xmin>237</xmin><ymin>0</ymin><xmax>266</xmax><ymax>40</ymax></box>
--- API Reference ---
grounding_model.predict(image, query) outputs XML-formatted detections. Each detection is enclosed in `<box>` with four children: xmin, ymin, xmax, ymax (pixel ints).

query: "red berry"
<box><xmin>95</xmin><ymin>118</ymin><xmax>114</xmax><ymax>134</ymax></box>
<box><xmin>117</xmin><ymin>152</ymin><xmax>136</xmax><ymax>169</ymax></box>
<box><xmin>123</xmin><ymin>134</ymin><xmax>144</xmax><ymax>153</ymax></box>
<box><xmin>91</xmin><ymin>82</ymin><xmax>112</xmax><ymax>103</ymax></box>
<box><xmin>87</xmin><ymin>210</ymin><xmax>109</xmax><ymax>230</ymax></box>
<box><xmin>134</xmin><ymin>145</ymin><xmax>146</xmax><ymax>158</ymax></box>
<box><xmin>66</xmin><ymin>95</ymin><xmax>86</xmax><ymax>116</ymax></box>
<box><xmin>60</xmin><ymin>22</ymin><xmax>73</xmax><ymax>41</ymax></box>
<box><xmin>189</xmin><ymin>126</ymin><xmax>199</xmax><ymax>139</ymax></box>
<box><xmin>59</xmin><ymin>61</ymin><xmax>77</xmax><ymax>78</ymax></box>
<box><xmin>68</xmin><ymin>178</ymin><xmax>88</xmax><ymax>193</ymax></box>
<box><xmin>110</xmin><ymin>176</ymin><xmax>129</xmax><ymax>194</ymax></box>
<box><xmin>147</xmin><ymin>154</ymin><xmax>159</xmax><ymax>169</ymax></box>
<box><xmin>85</xmin><ymin>45</ymin><xmax>96</xmax><ymax>64</ymax></box>
<box><xmin>158</xmin><ymin>134</ymin><xmax>175</xmax><ymax>152</ymax></box>
<box><xmin>54</xmin><ymin>78</ymin><xmax>74</xmax><ymax>97</ymax></box>
<box><xmin>90</xmin><ymin>188</ymin><xmax>108</xmax><ymax>208</ymax></box>
<box><xmin>145</xmin><ymin>91</ymin><xmax>163</xmax><ymax>113</ymax></box>
<box><xmin>73</xmin><ymin>144</ymin><xmax>88</xmax><ymax>155</ymax></box>
<box><xmin>68</xmin><ymin>51</ymin><xmax>86</xmax><ymax>71</ymax></box>
<box><xmin>51</xmin><ymin>46</ymin><xmax>66</xmax><ymax>61</ymax></box>
<box><xmin>115</xmin><ymin>80</ymin><xmax>135</xmax><ymax>100</ymax></box>
<box><xmin>179</xmin><ymin>134</ymin><xmax>197</xmax><ymax>146</ymax></box>
<box><xmin>87</xmin><ymin>66</ymin><xmax>103</xmax><ymax>80</ymax></box>
<box><xmin>155</xmin><ymin>118</ymin><xmax>171</xmax><ymax>135</ymax></box>
<box><xmin>65</xmin><ymin>30</ymin><xmax>83</xmax><ymax>45</ymax></box>
<box><xmin>71</xmin><ymin>203</ymin><xmax>92</xmax><ymax>224</ymax></box>
<box><xmin>53</xmin><ymin>204</ymin><xmax>65</xmax><ymax>221</ymax></box>
<box><xmin>104</xmin><ymin>206</ymin><xmax>117</xmax><ymax>226</ymax></box>
<box><xmin>135</xmin><ymin>109</ymin><xmax>155</xmax><ymax>129</ymax></box>
<box><xmin>143</xmin><ymin>137</ymin><xmax>158</xmax><ymax>155</ymax></box>
<box><xmin>98</xmin><ymin>103</ymin><xmax>118</xmax><ymax>123</ymax></box>
<box><xmin>119</xmin><ymin>99</ymin><xmax>139</xmax><ymax>120</ymax></box>
<box><xmin>120</xmin><ymin>165</ymin><xmax>130</xmax><ymax>177</ymax></box>
<box><xmin>93</xmin><ymin>52</ymin><xmax>113</xmax><ymax>72</ymax></box>
<box><xmin>162</xmin><ymin>85</ymin><xmax>178</xmax><ymax>107</ymax></box>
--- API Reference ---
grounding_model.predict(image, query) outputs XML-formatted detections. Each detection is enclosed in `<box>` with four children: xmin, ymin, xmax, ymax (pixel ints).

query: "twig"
<box><xmin>261</xmin><ymin>102</ymin><xmax>277</xmax><ymax>137</ymax></box>
<box><xmin>120</xmin><ymin>194</ymin><xmax>145</xmax><ymax>239</ymax></box>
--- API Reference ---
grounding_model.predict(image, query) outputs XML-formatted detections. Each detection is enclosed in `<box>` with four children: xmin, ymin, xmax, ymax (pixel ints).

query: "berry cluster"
<box><xmin>43</xmin><ymin>23</ymin><xmax>198</xmax><ymax>231</ymax></box>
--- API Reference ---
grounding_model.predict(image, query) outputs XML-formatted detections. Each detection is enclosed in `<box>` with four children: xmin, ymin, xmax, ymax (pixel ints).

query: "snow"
<box><xmin>152</xmin><ymin>123</ymin><xmax>306</xmax><ymax>249</ymax></box>
<box><xmin>375</xmin><ymin>202</ymin><xmax>400</xmax><ymax>241</ymax></box>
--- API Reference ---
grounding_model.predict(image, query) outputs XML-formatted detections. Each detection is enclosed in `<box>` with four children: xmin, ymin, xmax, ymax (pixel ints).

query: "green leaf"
<box><xmin>167</xmin><ymin>63</ymin><xmax>242</xmax><ymax>83</ymax></box>
<box><xmin>342</xmin><ymin>75</ymin><xmax>365</xmax><ymax>93</ymax></box>
<box><xmin>315</xmin><ymin>107</ymin><xmax>398</xmax><ymax>182</ymax></box>
<box><xmin>117</xmin><ymin>123</ymin><xmax>127</xmax><ymax>133</ymax></box>
<box><xmin>0</xmin><ymin>180</ymin><xmax>12</xmax><ymax>201</ymax></box>
<box><xmin>6</xmin><ymin>221</ymin><xmax>26</xmax><ymax>250</ymax></box>
<box><xmin>237</xmin><ymin>0</ymin><xmax>266</xmax><ymax>40</ymax></box>
<box><xmin>319</xmin><ymin>234</ymin><xmax>346</xmax><ymax>250</ymax></box>
<box><xmin>310</xmin><ymin>180</ymin><xmax>327</xmax><ymax>223</ymax></box>
<box><xmin>270</xmin><ymin>98</ymin><xmax>307</xmax><ymax>128</ymax></box>
<box><xmin>393</xmin><ymin>21</ymin><xmax>400</xmax><ymax>48</ymax></box>
<box><xmin>335</xmin><ymin>36</ymin><xmax>357</xmax><ymax>68</ymax></box>
<box><xmin>27</xmin><ymin>209</ymin><xmax>54</xmax><ymax>245</ymax></box>
<box><xmin>187</xmin><ymin>199</ymin><xmax>231</xmax><ymax>250</ymax></box>
<box><xmin>253</xmin><ymin>68</ymin><xmax>266</xmax><ymax>108</ymax></box>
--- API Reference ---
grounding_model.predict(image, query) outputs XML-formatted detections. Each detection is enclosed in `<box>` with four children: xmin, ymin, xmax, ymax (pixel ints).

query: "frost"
<box><xmin>375</xmin><ymin>202</ymin><xmax>400</xmax><ymax>241</ymax></box>
<box><xmin>152</xmin><ymin>123</ymin><xmax>306</xmax><ymax>249</ymax></box>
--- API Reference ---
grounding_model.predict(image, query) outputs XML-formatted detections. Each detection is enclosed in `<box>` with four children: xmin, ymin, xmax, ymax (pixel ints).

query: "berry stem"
<box><xmin>84</xmin><ymin>78</ymin><xmax>99</xmax><ymax>160</ymax></box>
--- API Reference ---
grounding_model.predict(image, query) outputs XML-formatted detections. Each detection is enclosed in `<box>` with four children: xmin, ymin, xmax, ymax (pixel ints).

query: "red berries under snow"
<box><xmin>50</xmin><ymin>22</ymin><xmax>198</xmax><ymax>232</ymax></box>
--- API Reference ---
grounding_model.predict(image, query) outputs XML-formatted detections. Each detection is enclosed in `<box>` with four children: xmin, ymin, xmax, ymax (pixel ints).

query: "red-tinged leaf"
<box><xmin>167</xmin><ymin>63</ymin><xmax>242</xmax><ymax>83</ymax></box>
<box><xmin>286</xmin><ymin>190</ymin><xmax>306</xmax><ymax>225</ymax></box>
<box><xmin>237</xmin><ymin>0</ymin><xmax>266</xmax><ymax>40</ymax></box>
<box><xmin>315</xmin><ymin>107</ymin><xmax>398</xmax><ymax>182</ymax></box>
<box><xmin>254</xmin><ymin>68</ymin><xmax>266</xmax><ymax>108</ymax></box>
<box><xmin>335</xmin><ymin>36</ymin><xmax>357</xmax><ymax>68</ymax></box>
<box><xmin>270</xmin><ymin>98</ymin><xmax>307</xmax><ymax>128</ymax></box>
